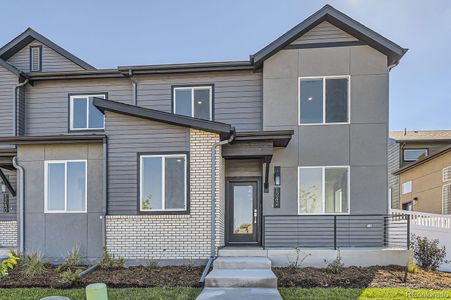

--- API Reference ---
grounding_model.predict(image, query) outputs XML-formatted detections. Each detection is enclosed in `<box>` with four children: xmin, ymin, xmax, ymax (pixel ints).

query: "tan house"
<box><xmin>393</xmin><ymin>145</ymin><xmax>451</xmax><ymax>214</ymax></box>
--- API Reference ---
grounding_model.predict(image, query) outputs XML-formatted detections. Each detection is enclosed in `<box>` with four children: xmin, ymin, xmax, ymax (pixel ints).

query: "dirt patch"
<box><xmin>274</xmin><ymin>265</ymin><xmax>451</xmax><ymax>289</ymax></box>
<box><xmin>0</xmin><ymin>265</ymin><xmax>203</xmax><ymax>288</ymax></box>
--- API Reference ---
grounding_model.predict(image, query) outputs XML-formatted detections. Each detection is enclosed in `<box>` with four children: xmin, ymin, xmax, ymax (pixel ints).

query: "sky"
<box><xmin>0</xmin><ymin>0</ymin><xmax>450</xmax><ymax>131</ymax></box>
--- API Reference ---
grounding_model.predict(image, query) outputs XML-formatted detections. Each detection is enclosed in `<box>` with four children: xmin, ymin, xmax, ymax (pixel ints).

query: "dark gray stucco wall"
<box><xmin>18</xmin><ymin>143</ymin><xmax>104</xmax><ymax>259</ymax></box>
<box><xmin>262</xmin><ymin>45</ymin><xmax>389</xmax><ymax>216</ymax></box>
<box><xmin>105</xmin><ymin>111</ymin><xmax>190</xmax><ymax>215</ymax></box>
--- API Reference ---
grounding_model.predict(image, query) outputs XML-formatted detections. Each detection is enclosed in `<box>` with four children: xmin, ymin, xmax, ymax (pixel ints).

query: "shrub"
<box><xmin>57</xmin><ymin>245</ymin><xmax>81</xmax><ymax>272</ymax></box>
<box><xmin>147</xmin><ymin>260</ymin><xmax>158</xmax><ymax>269</ymax></box>
<box><xmin>99</xmin><ymin>249</ymin><xmax>124</xmax><ymax>269</ymax></box>
<box><xmin>287</xmin><ymin>247</ymin><xmax>311</xmax><ymax>269</ymax></box>
<box><xmin>326</xmin><ymin>249</ymin><xmax>344</xmax><ymax>274</ymax></box>
<box><xmin>20</xmin><ymin>252</ymin><xmax>46</xmax><ymax>277</ymax></box>
<box><xmin>58</xmin><ymin>269</ymin><xmax>82</xmax><ymax>285</ymax></box>
<box><xmin>410</xmin><ymin>235</ymin><xmax>447</xmax><ymax>271</ymax></box>
<box><xmin>0</xmin><ymin>252</ymin><xmax>19</xmax><ymax>279</ymax></box>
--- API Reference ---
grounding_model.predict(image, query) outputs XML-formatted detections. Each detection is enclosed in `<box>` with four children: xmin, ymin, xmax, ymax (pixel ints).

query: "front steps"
<box><xmin>197</xmin><ymin>256</ymin><xmax>281</xmax><ymax>300</ymax></box>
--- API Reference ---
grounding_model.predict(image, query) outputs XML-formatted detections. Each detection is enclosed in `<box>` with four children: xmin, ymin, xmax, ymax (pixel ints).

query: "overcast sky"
<box><xmin>0</xmin><ymin>0</ymin><xmax>450</xmax><ymax>130</ymax></box>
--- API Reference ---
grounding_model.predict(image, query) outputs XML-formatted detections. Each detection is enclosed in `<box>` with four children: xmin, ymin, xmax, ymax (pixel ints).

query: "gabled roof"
<box><xmin>93</xmin><ymin>98</ymin><xmax>233</xmax><ymax>139</ymax></box>
<box><xmin>0</xmin><ymin>58</ymin><xmax>27</xmax><ymax>79</ymax></box>
<box><xmin>393</xmin><ymin>144</ymin><xmax>451</xmax><ymax>175</ymax></box>
<box><xmin>0</xmin><ymin>28</ymin><xmax>95</xmax><ymax>70</ymax></box>
<box><xmin>251</xmin><ymin>5</ymin><xmax>407</xmax><ymax>68</ymax></box>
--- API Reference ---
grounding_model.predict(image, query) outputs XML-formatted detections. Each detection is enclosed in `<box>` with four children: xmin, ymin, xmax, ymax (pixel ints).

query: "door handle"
<box><xmin>254</xmin><ymin>209</ymin><xmax>257</xmax><ymax>224</ymax></box>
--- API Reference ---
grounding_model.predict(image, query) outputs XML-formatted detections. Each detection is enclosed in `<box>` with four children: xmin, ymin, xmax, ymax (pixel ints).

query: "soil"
<box><xmin>274</xmin><ymin>265</ymin><xmax>451</xmax><ymax>289</ymax></box>
<box><xmin>0</xmin><ymin>265</ymin><xmax>204</xmax><ymax>288</ymax></box>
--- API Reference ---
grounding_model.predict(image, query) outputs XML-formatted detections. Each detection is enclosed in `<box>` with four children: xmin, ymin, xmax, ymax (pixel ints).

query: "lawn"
<box><xmin>1</xmin><ymin>288</ymin><xmax>450</xmax><ymax>300</ymax></box>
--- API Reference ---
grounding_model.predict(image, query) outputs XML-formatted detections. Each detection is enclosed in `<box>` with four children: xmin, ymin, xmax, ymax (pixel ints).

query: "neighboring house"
<box><xmin>388</xmin><ymin>130</ymin><xmax>451</xmax><ymax>210</ymax></box>
<box><xmin>393</xmin><ymin>145</ymin><xmax>451</xmax><ymax>214</ymax></box>
<box><xmin>0</xmin><ymin>5</ymin><xmax>407</xmax><ymax>262</ymax></box>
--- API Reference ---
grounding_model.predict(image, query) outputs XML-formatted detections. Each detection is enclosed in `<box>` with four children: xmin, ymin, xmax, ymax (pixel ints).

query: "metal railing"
<box><xmin>263</xmin><ymin>214</ymin><xmax>409</xmax><ymax>250</ymax></box>
<box><xmin>391</xmin><ymin>209</ymin><xmax>451</xmax><ymax>229</ymax></box>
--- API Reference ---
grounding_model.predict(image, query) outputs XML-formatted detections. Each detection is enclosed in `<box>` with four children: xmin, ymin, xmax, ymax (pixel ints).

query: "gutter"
<box><xmin>13</xmin><ymin>79</ymin><xmax>29</xmax><ymax>136</ymax></box>
<box><xmin>200</xmin><ymin>129</ymin><xmax>235</xmax><ymax>284</ymax></box>
<box><xmin>12</xmin><ymin>157</ymin><xmax>24</xmax><ymax>253</ymax></box>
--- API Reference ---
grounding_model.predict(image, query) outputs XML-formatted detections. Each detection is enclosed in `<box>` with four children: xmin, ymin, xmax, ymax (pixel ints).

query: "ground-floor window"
<box><xmin>45</xmin><ymin>160</ymin><xmax>87</xmax><ymax>213</ymax></box>
<box><xmin>298</xmin><ymin>166</ymin><xmax>349</xmax><ymax>214</ymax></box>
<box><xmin>139</xmin><ymin>153</ymin><xmax>188</xmax><ymax>213</ymax></box>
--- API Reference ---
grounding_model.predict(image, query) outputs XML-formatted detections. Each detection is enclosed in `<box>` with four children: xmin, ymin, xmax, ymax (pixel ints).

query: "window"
<box><xmin>402</xmin><ymin>181</ymin><xmax>412</xmax><ymax>194</ymax></box>
<box><xmin>45</xmin><ymin>160</ymin><xmax>87</xmax><ymax>213</ymax></box>
<box><xmin>140</xmin><ymin>154</ymin><xmax>187</xmax><ymax>212</ymax></box>
<box><xmin>30</xmin><ymin>46</ymin><xmax>42</xmax><ymax>72</ymax></box>
<box><xmin>69</xmin><ymin>94</ymin><xmax>106</xmax><ymax>130</ymax></box>
<box><xmin>173</xmin><ymin>86</ymin><xmax>212</xmax><ymax>120</ymax></box>
<box><xmin>443</xmin><ymin>183</ymin><xmax>451</xmax><ymax>214</ymax></box>
<box><xmin>298</xmin><ymin>166</ymin><xmax>349</xmax><ymax>214</ymax></box>
<box><xmin>402</xmin><ymin>201</ymin><xmax>413</xmax><ymax>211</ymax></box>
<box><xmin>443</xmin><ymin>166</ymin><xmax>451</xmax><ymax>182</ymax></box>
<box><xmin>299</xmin><ymin>76</ymin><xmax>349</xmax><ymax>124</ymax></box>
<box><xmin>403</xmin><ymin>149</ymin><xmax>428</xmax><ymax>162</ymax></box>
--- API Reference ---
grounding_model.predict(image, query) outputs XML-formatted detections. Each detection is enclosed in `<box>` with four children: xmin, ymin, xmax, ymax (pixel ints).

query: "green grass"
<box><xmin>0</xmin><ymin>288</ymin><xmax>202</xmax><ymax>300</ymax></box>
<box><xmin>280</xmin><ymin>288</ymin><xmax>451</xmax><ymax>300</ymax></box>
<box><xmin>1</xmin><ymin>288</ymin><xmax>450</xmax><ymax>300</ymax></box>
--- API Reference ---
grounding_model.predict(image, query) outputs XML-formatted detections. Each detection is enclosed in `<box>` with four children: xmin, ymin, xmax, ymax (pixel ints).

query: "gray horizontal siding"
<box><xmin>291</xmin><ymin>21</ymin><xmax>358</xmax><ymax>45</ymax></box>
<box><xmin>18</xmin><ymin>86</ymin><xmax>25</xmax><ymax>136</ymax></box>
<box><xmin>7</xmin><ymin>40</ymin><xmax>84</xmax><ymax>72</ymax></box>
<box><xmin>137</xmin><ymin>72</ymin><xmax>263</xmax><ymax>131</ymax></box>
<box><xmin>0</xmin><ymin>66</ymin><xmax>17</xmax><ymax>138</ymax></box>
<box><xmin>105</xmin><ymin>111</ymin><xmax>190</xmax><ymax>215</ymax></box>
<box><xmin>0</xmin><ymin>169</ymin><xmax>17</xmax><ymax>221</ymax></box>
<box><xmin>388</xmin><ymin>139</ymin><xmax>400</xmax><ymax>209</ymax></box>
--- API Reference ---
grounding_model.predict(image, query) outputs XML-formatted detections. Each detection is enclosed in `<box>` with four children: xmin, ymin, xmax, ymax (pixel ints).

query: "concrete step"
<box><xmin>196</xmin><ymin>288</ymin><xmax>282</xmax><ymax>300</ymax></box>
<box><xmin>204</xmin><ymin>269</ymin><xmax>277</xmax><ymax>288</ymax></box>
<box><xmin>218</xmin><ymin>247</ymin><xmax>267</xmax><ymax>257</ymax></box>
<box><xmin>214</xmin><ymin>257</ymin><xmax>271</xmax><ymax>269</ymax></box>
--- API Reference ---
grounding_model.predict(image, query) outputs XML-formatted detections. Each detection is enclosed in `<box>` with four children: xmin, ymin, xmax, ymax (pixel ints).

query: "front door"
<box><xmin>226</xmin><ymin>178</ymin><xmax>260</xmax><ymax>245</ymax></box>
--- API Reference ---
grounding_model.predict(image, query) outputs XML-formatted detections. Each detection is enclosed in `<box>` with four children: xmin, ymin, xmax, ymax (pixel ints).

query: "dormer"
<box><xmin>0</xmin><ymin>28</ymin><xmax>95</xmax><ymax>73</ymax></box>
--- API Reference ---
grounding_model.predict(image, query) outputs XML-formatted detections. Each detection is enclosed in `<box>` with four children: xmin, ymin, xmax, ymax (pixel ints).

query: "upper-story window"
<box><xmin>30</xmin><ymin>46</ymin><xmax>42</xmax><ymax>72</ymax></box>
<box><xmin>173</xmin><ymin>86</ymin><xmax>213</xmax><ymax>120</ymax></box>
<box><xmin>69</xmin><ymin>94</ymin><xmax>106</xmax><ymax>131</ymax></box>
<box><xmin>299</xmin><ymin>76</ymin><xmax>350</xmax><ymax>125</ymax></box>
<box><xmin>403</xmin><ymin>149</ymin><xmax>428</xmax><ymax>163</ymax></box>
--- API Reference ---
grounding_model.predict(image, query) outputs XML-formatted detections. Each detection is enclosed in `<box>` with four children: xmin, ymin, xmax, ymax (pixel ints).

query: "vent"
<box><xmin>30</xmin><ymin>46</ymin><xmax>42</xmax><ymax>72</ymax></box>
<box><xmin>443</xmin><ymin>166</ymin><xmax>451</xmax><ymax>182</ymax></box>
<box><xmin>443</xmin><ymin>183</ymin><xmax>451</xmax><ymax>214</ymax></box>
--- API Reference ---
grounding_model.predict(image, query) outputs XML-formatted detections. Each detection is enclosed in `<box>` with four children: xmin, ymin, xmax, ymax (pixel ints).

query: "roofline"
<box><xmin>0</xmin><ymin>58</ymin><xmax>28</xmax><ymax>79</ymax></box>
<box><xmin>0</xmin><ymin>27</ymin><xmax>95</xmax><ymax>70</ymax></box>
<box><xmin>0</xmin><ymin>134</ymin><xmax>106</xmax><ymax>145</ymax></box>
<box><xmin>234</xmin><ymin>130</ymin><xmax>294</xmax><ymax>147</ymax></box>
<box><xmin>93</xmin><ymin>98</ymin><xmax>233</xmax><ymax>138</ymax></box>
<box><xmin>28</xmin><ymin>69</ymin><xmax>124</xmax><ymax>81</ymax></box>
<box><xmin>393</xmin><ymin>144</ymin><xmax>451</xmax><ymax>175</ymax></box>
<box><xmin>393</xmin><ymin>139</ymin><xmax>451</xmax><ymax>143</ymax></box>
<box><xmin>118</xmin><ymin>61</ymin><xmax>254</xmax><ymax>75</ymax></box>
<box><xmin>251</xmin><ymin>5</ymin><xmax>407</xmax><ymax>68</ymax></box>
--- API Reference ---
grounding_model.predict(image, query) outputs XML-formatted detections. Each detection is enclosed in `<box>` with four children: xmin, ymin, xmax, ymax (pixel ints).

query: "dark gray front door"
<box><xmin>226</xmin><ymin>178</ymin><xmax>260</xmax><ymax>245</ymax></box>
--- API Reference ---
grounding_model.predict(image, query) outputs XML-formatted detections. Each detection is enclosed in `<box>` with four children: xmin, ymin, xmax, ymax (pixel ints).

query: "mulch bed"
<box><xmin>0</xmin><ymin>265</ymin><xmax>203</xmax><ymax>289</ymax></box>
<box><xmin>274</xmin><ymin>265</ymin><xmax>451</xmax><ymax>289</ymax></box>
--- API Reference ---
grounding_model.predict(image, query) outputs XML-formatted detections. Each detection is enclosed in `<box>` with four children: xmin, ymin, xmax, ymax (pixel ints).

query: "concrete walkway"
<box><xmin>196</xmin><ymin>257</ymin><xmax>282</xmax><ymax>300</ymax></box>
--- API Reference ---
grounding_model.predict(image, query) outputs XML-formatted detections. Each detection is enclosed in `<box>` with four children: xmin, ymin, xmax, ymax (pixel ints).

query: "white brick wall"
<box><xmin>105</xmin><ymin>129</ymin><xmax>225</xmax><ymax>260</ymax></box>
<box><xmin>0</xmin><ymin>221</ymin><xmax>17</xmax><ymax>247</ymax></box>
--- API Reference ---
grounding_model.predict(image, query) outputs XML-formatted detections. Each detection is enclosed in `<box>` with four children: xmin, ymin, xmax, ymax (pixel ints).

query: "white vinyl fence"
<box><xmin>392</xmin><ymin>209</ymin><xmax>451</xmax><ymax>272</ymax></box>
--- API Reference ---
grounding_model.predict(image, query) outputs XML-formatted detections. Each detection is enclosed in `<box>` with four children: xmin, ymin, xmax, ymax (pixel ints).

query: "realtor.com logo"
<box><xmin>406</xmin><ymin>290</ymin><xmax>451</xmax><ymax>299</ymax></box>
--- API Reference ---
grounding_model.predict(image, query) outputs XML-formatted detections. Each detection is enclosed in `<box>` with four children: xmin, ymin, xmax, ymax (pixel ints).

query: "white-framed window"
<box><xmin>402</xmin><ymin>181</ymin><xmax>412</xmax><ymax>194</ymax></box>
<box><xmin>298</xmin><ymin>166</ymin><xmax>350</xmax><ymax>214</ymax></box>
<box><xmin>173</xmin><ymin>86</ymin><xmax>213</xmax><ymax>120</ymax></box>
<box><xmin>45</xmin><ymin>160</ymin><xmax>87</xmax><ymax>213</ymax></box>
<box><xmin>443</xmin><ymin>166</ymin><xmax>451</xmax><ymax>182</ymax></box>
<box><xmin>403</xmin><ymin>149</ymin><xmax>428</xmax><ymax>162</ymax></box>
<box><xmin>69</xmin><ymin>94</ymin><xmax>106</xmax><ymax>130</ymax></box>
<box><xmin>443</xmin><ymin>183</ymin><xmax>451</xmax><ymax>214</ymax></box>
<box><xmin>140</xmin><ymin>154</ymin><xmax>187</xmax><ymax>212</ymax></box>
<box><xmin>298</xmin><ymin>76</ymin><xmax>350</xmax><ymax>125</ymax></box>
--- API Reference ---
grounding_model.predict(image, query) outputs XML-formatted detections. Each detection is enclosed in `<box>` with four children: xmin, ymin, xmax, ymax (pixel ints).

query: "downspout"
<box><xmin>200</xmin><ymin>128</ymin><xmax>235</xmax><ymax>283</ymax></box>
<box><xmin>128</xmin><ymin>70</ymin><xmax>138</xmax><ymax>105</ymax></box>
<box><xmin>13</xmin><ymin>79</ymin><xmax>29</xmax><ymax>136</ymax></box>
<box><xmin>101</xmin><ymin>137</ymin><xmax>108</xmax><ymax>249</ymax></box>
<box><xmin>12</xmin><ymin>157</ymin><xmax>24</xmax><ymax>253</ymax></box>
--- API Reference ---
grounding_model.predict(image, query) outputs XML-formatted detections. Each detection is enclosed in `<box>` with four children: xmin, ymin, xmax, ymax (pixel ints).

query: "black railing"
<box><xmin>263</xmin><ymin>214</ymin><xmax>409</xmax><ymax>249</ymax></box>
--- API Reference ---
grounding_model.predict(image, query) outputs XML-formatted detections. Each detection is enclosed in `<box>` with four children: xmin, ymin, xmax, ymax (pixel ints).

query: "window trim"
<box><xmin>443</xmin><ymin>182</ymin><xmax>451</xmax><ymax>214</ymax></box>
<box><xmin>138</xmin><ymin>152</ymin><xmax>190</xmax><ymax>215</ymax></box>
<box><xmin>402</xmin><ymin>180</ymin><xmax>412</xmax><ymax>195</ymax></box>
<box><xmin>68</xmin><ymin>93</ymin><xmax>107</xmax><ymax>131</ymax></box>
<box><xmin>29</xmin><ymin>45</ymin><xmax>42</xmax><ymax>72</ymax></box>
<box><xmin>402</xmin><ymin>148</ymin><xmax>428</xmax><ymax>162</ymax></box>
<box><xmin>297</xmin><ymin>165</ymin><xmax>350</xmax><ymax>215</ymax></box>
<box><xmin>298</xmin><ymin>75</ymin><xmax>351</xmax><ymax>125</ymax></box>
<box><xmin>443</xmin><ymin>165</ymin><xmax>451</xmax><ymax>182</ymax></box>
<box><xmin>44</xmin><ymin>160</ymin><xmax>87</xmax><ymax>214</ymax></box>
<box><xmin>172</xmin><ymin>85</ymin><xmax>214</xmax><ymax>121</ymax></box>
